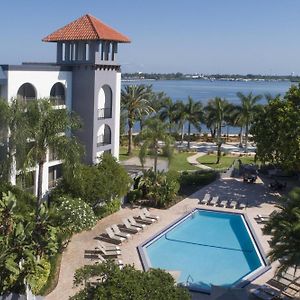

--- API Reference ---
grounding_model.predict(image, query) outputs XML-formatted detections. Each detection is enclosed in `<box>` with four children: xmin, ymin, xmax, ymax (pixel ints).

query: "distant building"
<box><xmin>0</xmin><ymin>14</ymin><xmax>130</xmax><ymax>195</ymax></box>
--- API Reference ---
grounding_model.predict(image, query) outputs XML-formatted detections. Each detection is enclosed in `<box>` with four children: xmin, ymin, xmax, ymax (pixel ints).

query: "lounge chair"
<box><xmin>95</xmin><ymin>242</ymin><xmax>121</xmax><ymax>257</ymax></box>
<box><xmin>96</xmin><ymin>241</ymin><xmax>120</xmax><ymax>251</ymax></box>
<box><xmin>142</xmin><ymin>208</ymin><xmax>159</xmax><ymax>220</ymax></box>
<box><xmin>105</xmin><ymin>227</ymin><xmax>125</xmax><ymax>244</ymax></box>
<box><xmin>122</xmin><ymin>218</ymin><xmax>142</xmax><ymax>233</ymax></box>
<box><xmin>128</xmin><ymin>216</ymin><xmax>147</xmax><ymax>229</ymax></box>
<box><xmin>251</xmin><ymin>288</ymin><xmax>276</xmax><ymax>300</ymax></box>
<box><xmin>254</xmin><ymin>215</ymin><xmax>270</xmax><ymax>224</ymax></box>
<box><xmin>200</xmin><ymin>193</ymin><xmax>211</xmax><ymax>205</ymax></box>
<box><xmin>135</xmin><ymin>212</ymin><xmax>156</xmax><ymax>224</ymax></box>
<box><xmin>111</xmin><ymin>224</ymin><xmax>131</xmax><ymax>239</ymax></box>
<box><xmin>229</xmin><ymin>200</ymin><xmax>237</xmax><ymax>209</ymax></box>
<box><xmin>210</xmin><ymin>196</ymin><xmax>219</xmax><ymax>206</ymax></box>
<box><xmin>220</xmin><ymin>200</ymin><xmax>228</xmax><ymax>208</ymax></box>
<box><xmin>94</xmin><ymin>253</ymin><xmax>123</xmax><ymax>268</ymax></box>
<box><xmin>238</xmin><ymin>203</ymin><xmax>246</xmax><ymax>209</ymax></box>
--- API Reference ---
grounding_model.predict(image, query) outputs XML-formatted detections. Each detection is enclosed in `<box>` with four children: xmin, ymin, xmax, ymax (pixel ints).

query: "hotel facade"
<box><xmin>0</xmin><ymin>14</ymin><xmax>130</xmax><ymax>195</ymax></box>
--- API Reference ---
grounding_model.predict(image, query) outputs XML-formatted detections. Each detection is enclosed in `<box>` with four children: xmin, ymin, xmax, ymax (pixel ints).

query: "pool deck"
<box><xmin>46</xmin><ymin>176</ymin><xmax>284</xmax><ymax>300</ymax></box>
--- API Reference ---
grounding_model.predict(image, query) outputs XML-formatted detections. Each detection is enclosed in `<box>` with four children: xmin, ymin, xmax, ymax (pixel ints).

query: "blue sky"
<box><xmin>1</xmin><ymin>0</ymin><xmax>300</xmax><ymax>74</ymax></box>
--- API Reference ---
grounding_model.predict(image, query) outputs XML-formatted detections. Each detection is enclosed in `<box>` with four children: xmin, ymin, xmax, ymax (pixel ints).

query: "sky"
<box><xmin>1</xmin><ymin>0</ymin><xmax>300</xmax><ymax>75</ymax></box>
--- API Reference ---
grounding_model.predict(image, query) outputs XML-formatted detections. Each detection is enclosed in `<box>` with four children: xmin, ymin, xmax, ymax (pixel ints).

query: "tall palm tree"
<box><xmin>173</xmin><ymin>100</ymin><xmax>188</xmax><ymax>144</ymax></box>
<box><xmin>236</xmin><ymin>92</ymin><xmax>263</xmax><ymax>152</ymax></box>
<box><xmin>23</xmin><ymin>100</ymin><xmax>82</xmax><ymax>217</ymax></box>
<box><xmin>184</xmin><ymin>97</ymin><xmax>203</xmax><ymax>149</ymax></box>
<box><xmin>121</xmin><ymin>85</ymin><xmax>153</xmax><ymax>155</ymax></box>
<box><xmin>139</xmin><ymin>117</ymin><xmax>173</xmax><ymax>172</ymax></box>
<box><xmin>204</xmin><ymin>97</ymin><xmax>231</xmax><ymax>164</ymax></box>
<box><xmin>263</xmin><ymin>188</ymin><xmax>300</xmax><ymax>276</ymax></box>
<box><xmin>159</xmin><ymin>97</ymin><xmax>177</xmax><ymax>133</ymax></box>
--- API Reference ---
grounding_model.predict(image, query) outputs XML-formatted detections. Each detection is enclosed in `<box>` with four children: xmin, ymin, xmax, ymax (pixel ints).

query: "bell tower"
<box><xmin>43</xmin><ymin>14</ymin><xmax>130</xmax><ymax>164</ymax></box>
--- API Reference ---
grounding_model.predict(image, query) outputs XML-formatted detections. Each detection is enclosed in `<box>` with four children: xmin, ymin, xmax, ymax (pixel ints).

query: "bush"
<box><xmin>52</xmin><ymin>196</ymin><xmax>97</xmax><ymax>234</ymax></box>
<box><xmin>127</xmin><ymin>189</ymin><xmax>143</xmax><ymax>204</ymax></box>
<box><xmin>93</xmin><ymin>198</ymin><xmax>121</xmax><ymax>219</ymax></box>
<box><xmin>179</xmin><ymin>170</ymin><xmax>218</xmax><ymax>187</ymax></box>
<box><xmin>27</xmin><ymin>258</ymin><xmax>51</xmax><ymax>295</ymax></box>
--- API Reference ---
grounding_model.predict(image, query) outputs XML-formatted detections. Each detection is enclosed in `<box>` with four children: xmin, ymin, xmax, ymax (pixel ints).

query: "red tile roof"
<box><xmin>42</xmin><ymin>14</ymin><xmax>130</xmax><ymax>43</ymax></box>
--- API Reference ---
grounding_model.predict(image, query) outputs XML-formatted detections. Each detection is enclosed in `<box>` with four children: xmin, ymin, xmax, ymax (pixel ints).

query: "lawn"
<box><xmin>119</xmin><ymin>146</ymin><xmax>140</xmax><ymax>161</ymax></box>
<box><xmin>197</xmin><ymin>154</ymin><xmax>255</xmax><ymax>170</ymax></box>
<box><xmin>169</xmin><ymin>152</ymin><xmax>199</xmax><ymax>172</ymax></box>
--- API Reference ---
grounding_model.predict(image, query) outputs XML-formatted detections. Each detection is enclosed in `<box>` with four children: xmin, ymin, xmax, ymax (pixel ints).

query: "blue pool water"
<box><xmin>144</xmin><ymin>210</ymin><xmax>265</xmax><ymax>292</ymax></box>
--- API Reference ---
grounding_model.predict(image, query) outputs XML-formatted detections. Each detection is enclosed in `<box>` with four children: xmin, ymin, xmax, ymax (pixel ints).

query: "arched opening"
<box><xmin>97</xmin><ymin>124</ymin><xmax>111</xmax><ymax>147</ymax></box>
<box><xmin>98</xmin><ymin>85</ymin><xmax>112</xmax><ymax>119</ymax></box>
<box><xmin>50</xmin><ymin>82</ymin><xmax>66</xmax><ymax>106</ymax></box>
<box><xmin>17</xmin><ymin>83</ymin><xmax>36</xmax><ymax>101</ymax></box>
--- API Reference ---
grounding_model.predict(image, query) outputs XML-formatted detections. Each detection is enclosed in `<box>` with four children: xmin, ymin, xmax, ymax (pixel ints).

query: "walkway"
<box><xmin>46</xmin><ymin>177</ymin><xmax>281</xmax><ymax>300</ymax></box>
<box><xmin>186</xmin><ymin>152</ymin><xmax>212</xmax><ymax>170</ymax></box>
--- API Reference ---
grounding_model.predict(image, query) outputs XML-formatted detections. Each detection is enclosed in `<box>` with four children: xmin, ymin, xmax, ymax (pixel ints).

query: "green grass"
<box><xmin>119</xmin><ymin>146</ymin><xmax>140</xmax><ymax>161</ymax></box>
<box><xmin>169</xmin><ymin>152</ymin><xmax>199</xmax><ymax>172</ymax></box>
<box><xmin>197</xmin><ymin>154</ymin><xmax>255</xmax><ymax>170</ymax></box>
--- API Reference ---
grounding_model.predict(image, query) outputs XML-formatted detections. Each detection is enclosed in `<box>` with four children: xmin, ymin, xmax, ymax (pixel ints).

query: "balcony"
<box><xmin>97</xmin><ymin>135</ymin><xmax>111</xmax><ymax>147</ymax></box>
<box><xmin>50</xmin><ymin>96</ymin><xmax>65</xmax><ymax>106</ymax></box>
<box><xmin>98</xmin><ymin>107</ymin><xmax>112</xmax><ymax>119</ymax></box>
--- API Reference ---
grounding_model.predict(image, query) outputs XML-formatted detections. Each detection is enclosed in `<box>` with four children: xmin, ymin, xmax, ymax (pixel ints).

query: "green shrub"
<box><xmin>52</xmin><ymin>196</ymin><xmax>97</xmax><ymax>234</ymax></box>
<box><xmin>179</xmin><ymin>170</ymin><xmax>218</xmax><ymax>187</ymax></box>
<box><xmin>127</xmin><ymin>189</ymin><xmax>143</xmax><ymax>204</ymax></box>
<box><xmin>27</xmin><ymin>258</ymin><xmax>51</xmax><ymax>295</ymax></box>
<box><xmin>94</xmin><ymin>198</ymin><xmax>121</xmax><ymax>219</ymax></box>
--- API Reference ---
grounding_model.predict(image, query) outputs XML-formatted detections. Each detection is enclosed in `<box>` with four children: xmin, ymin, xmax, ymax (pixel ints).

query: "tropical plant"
<box><xmin>263</xmin><ymin>187</ymin><xmax>300</xmax><ymax>275</ymax></box>
<box><xmin>159</xmin><ymin>97</ymin><xmax>178</xmax><ymax>133</ymax></box>
<box><xmin>138</xmin><ymin>117</ymin><xmax>173</xmax><ymax>172</ymax></box>
<box><xmin>138</xmin><ymin>169</ymin><xmax>179</xmax><ymax>208</ymax></box>
<box><xmin>204</xmin><ymin>97</ymin><xmax>231</xmax><ymax>164</ymax></box>
<box><xmin>121</xmin><ymin>85</ymin><xmax>154</xmax><ymax>155</ymax></box>
<box><xmin>70</xmin><ymin>261</ymin><xmax>191</xmax><ymax>300</ymax></box>
<box><xmin>52</xmin><ymin>196</ymin><xmax>96</xmax><ymax>235</ymax></box>
<box><xmin>20</xmin><ymin>99</ymin><xmax>82</xmax><ymax>217</ymax></box>
<box><xmin>236</xmin><ymin>92</ymin><xmax>263</xmax><ymax>152</ymax></box>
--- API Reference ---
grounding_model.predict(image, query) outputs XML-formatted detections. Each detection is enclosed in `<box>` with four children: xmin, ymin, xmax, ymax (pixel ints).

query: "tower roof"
<box><xmin>42</xmin><ymin>14</ymin><xmax>130</xmax><ymax>43</ymax></box>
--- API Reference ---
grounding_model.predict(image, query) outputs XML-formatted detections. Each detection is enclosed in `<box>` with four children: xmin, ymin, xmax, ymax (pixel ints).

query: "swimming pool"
<box><xmin>138</xmin><ymin>209</ymin><xmax>269</xmax><ymax>293</ymax></box>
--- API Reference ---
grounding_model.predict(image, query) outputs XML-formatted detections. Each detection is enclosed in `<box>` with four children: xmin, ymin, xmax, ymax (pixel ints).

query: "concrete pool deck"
<box><xmin>46</xmin><ymin>177</ymin><xmax>284</xmax><ymax>300</ymax></box>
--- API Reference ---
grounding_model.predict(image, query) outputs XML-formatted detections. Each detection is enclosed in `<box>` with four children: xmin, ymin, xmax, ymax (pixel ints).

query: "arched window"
<box><xmin>17</xmin><ymin>83</ymin><xmax>36</xmax><ymax>101</ymax></box>
<box><xmin>98</xmin><ymin>85</ymin><xmax>112</xmax><ymax>119</ymax></box>
<box><xmin>97</xmin><ymin>124</ymin><xmax>111</xmax><ymax>146</ymax></box>
<box><xmin>50</xmin><ymin>82</ymin><xmax>65</xmax><ymax>105</ymax></box>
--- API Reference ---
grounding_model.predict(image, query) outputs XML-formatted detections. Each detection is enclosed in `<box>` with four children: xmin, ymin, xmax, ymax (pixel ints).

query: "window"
<box><xmin>98</xmin><ymin>85</ymin><xmax>112</xmax><ymax>119</ymax></box>
<box><xmin>97</xmin><ymin>125</ymin><xmax>111</xmax><ymax>147</ymax></box>
<box><xmin>48</xmin><ymin>164</ymin><xmax>62</xmax><ymax>188</ymax></box>
<box><xmin>85</xmin><ymin>43</ymin><xmax>89</xmax><ymax>61</ymax></box>
<box><xmin>50</xmin><ymin>82</ymin><xmax>65</xmax><ymax>106</ymax></box>
<box><xmin>17</xmin><ymin>83</ymin><xmax>36</xmax><ymax>101</ymax></box>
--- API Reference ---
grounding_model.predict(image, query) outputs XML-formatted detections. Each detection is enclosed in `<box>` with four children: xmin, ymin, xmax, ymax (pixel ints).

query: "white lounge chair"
<box><xmin>210</xmin><ymin>196</ymin><xmax>219</xmax><ymax>206</ymax></box>
<box><xmin>121</xmin><ymin>219</ymin><xmax>141</xmax><ymax>233</ymax></box>
<box><xmin>254</xmin><ymin>215</ymin><xmax>270</xmax><ymax>224</ymax></box>
<box><xmin>200</xmin><ymin>193</ymin><xmax>211</xmax><ymax>205</ymax></box>
<box><xmin>220</xmin><ymin>200</ymin><xmax>228</xmax><ymax>207</ymax></box>
<box><xmin>229</xmin><ymin>200</ymin><xmax>237</xmax><ymax>209</ymax></box>
<box><xmin>239</xmin><ymin>203</ymin><xmax>246</xmax><ymax>210</ymax></box>
<box><xmin>111</xmin><ymin>224</ymin><xmax>131</xmax><ymax>239</ymax></box>
<box><xmin>95</xmin><ymin>242</ymin><xmax>121</xmax><ymax>257</ymax></box>
<box><xmin>94</xmin><ymin>253</ymin><xmax>123</xmax><ymax>268</ymax></box>
<box><xmin>128</xmin><ymin>216</ymin><xmax>147</xmax><ymax>229</ymax></box>
<box><xmin>142</xmin><ymin>208</ymin><xmax>159</xmax><ymax>220</ymax></box>
<box><xmin>105</xmin><ymin>227</ymin><xmax>125</xmax><ymax>243</ymax></box>
<box><xmin>135</xmin><ymin>212</ymin><xmax>156</xmax><ymax>224</ymax></box>
<box><xmin>96</xmin><ymin>241</ymin><xmax>120</xmax><ymax>251</ymax></box>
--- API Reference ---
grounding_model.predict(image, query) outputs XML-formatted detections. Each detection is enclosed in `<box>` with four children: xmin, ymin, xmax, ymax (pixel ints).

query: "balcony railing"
<box><xmin>98</xmin><ymin>107</ymin><xmax>112</xmax><ymax>119</ymax></box>
<box><xmin>97</xmin><ymin>135</ymin><xmax>111</xmax><ymax>147</ymax></box>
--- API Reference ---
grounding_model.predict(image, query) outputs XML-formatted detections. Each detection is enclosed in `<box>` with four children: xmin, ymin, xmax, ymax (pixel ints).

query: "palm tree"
<box><xmin>184</xmin><ymin>97</ymin><xmax>203</xmax><ymax>149</ymax></box>
<box><xmin>173</xmin><ymin>100</ymin><xmax>188</xmax><ymax>144</ymax></box>
<box><xmin>159</xmin><ymin>97</ymin><xmax>177</xmax><ymax>133</ymax></box>
<box><xmin>121</xmin><ymin>85</ymin><xmax>153</xmax><ymax>155</ymax></box>
<box><xmin>204</xmin><ymin>97</ymin><xmax>231</xmax><ymax>164</ymax></box>
<box><xmin>263</xmin><ymin>188</ymin><xmax>300</xmax><ymax>276</ymax></box>
<box><xmin>139</xmin><ymin>117</ymin><xmax>173</xmax><ymax>172</ymax></box>
<box><xmin>236</xmin><ymin>92</ymin><xmax>263</xmax><ymax>152</ymax></box>
<box><xmin>22</xmin><ymin>100</ymin><xmax>82</xmax><ymax>217</ymax></box>
<box><xmin>0</xmin><ymin>99</ymin><xmax>27</xmax><ymax>181</ymax></box>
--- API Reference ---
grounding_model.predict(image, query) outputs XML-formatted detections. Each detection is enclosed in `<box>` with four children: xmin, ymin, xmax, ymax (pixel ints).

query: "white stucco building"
<box><xmin>0</xmin><ymin>14</ymin><xmax>130</xmax><ymax>194</ymax></box>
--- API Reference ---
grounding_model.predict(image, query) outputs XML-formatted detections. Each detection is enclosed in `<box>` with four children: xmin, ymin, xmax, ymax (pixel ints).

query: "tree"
<box><xmin>263</xmin><ymin>188</ymin><xmax>300</xmax><ymax>275</ymax></box>
<box><xmin>236</xmin><ymin>92</ymin><xmax>262</xmax><ymax>152</ymax></box>
<box><xmin>184</xmin><ymin>97</ymin><xmax>203</xmax><ymax>149</ymax></box>
<box><xmin>138</xmin><ymin>118</ymin><xmax>173</xmax><ymax>172</ymax></box>
<box><xmin>251</xmin><ymin>85</ymin><xmax>300</xmax><ymax>171</ymax></box>
<box><xmin>22</xmin><ymin>100</ymin><xmax>82</xmax><ymax>217</ymax></box>
<box><xmin>204</xmin><ymin>97</ymin><xmax>231</xmax><ymax>164</ymax></box>
<box><xmin>173</xmin><ymin>100</ymin><xmax>188</xmax><ymax>144</ymax></box>
<box><xmin>159</xmin><ymin>97</ymin><xmax>178</xmax><ymax>133</ymax></box>
<box><xmin>70</xmin><ymin>261</ymin><xmax>190</xmax><ymax>300</ymax></box>
<box><xmin>0</xmin><ymin>99</ymin><xmax>27</xmax><ymax>181</ymax></box>
<box><xmin>121</xmin><ymin>85</ymin><xmax>153</xmax><ymax>155</ymax></box>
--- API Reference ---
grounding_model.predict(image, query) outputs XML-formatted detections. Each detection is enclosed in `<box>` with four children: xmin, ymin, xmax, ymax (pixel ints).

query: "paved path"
<box><xmin>186</xmin><ymin>152</ymin><xmax>213</xmax><ymax>170</ymax></box>
<box><xmin>120</xmin><ymin>156</ymin><xmax>169</xmax><ymax>172</ymax></box>
<box><xmin>46</xmin><ymin>177</ymin><xmax>281</xmax><ymax>300</ymax></box>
